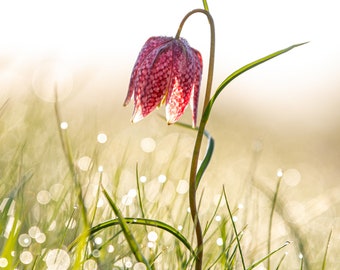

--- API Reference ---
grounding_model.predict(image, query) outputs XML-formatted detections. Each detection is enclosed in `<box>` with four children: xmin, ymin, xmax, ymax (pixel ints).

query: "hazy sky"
<box><xmin>0</xmin><ymin>0</ymin><xmax>339</xmax><ymax>130</ymax></box>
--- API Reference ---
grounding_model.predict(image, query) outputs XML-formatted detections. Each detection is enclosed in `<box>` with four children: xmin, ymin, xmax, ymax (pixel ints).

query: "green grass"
<box><xmin>0</xmin><ymin>92</ymin><xmax>337</xmax><ymax>269</ymax></box>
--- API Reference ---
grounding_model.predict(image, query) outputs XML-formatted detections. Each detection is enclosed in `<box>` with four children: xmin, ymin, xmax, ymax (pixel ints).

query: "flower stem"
<box><xmin>176</xmin><ymin>9</ymin><xmax>215</xmax><ymax>270</ymax></box>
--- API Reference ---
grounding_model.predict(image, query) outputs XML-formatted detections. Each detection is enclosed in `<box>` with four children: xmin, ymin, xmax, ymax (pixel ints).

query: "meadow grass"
<box><xmin>0</xmin><ymin>92</ymin><xmax>337</xmax><ymax>269</ymax></box>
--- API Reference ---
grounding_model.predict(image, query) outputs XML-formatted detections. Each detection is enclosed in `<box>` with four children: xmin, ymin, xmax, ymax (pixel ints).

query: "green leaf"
<box><xmin>247</xmin><ymin>241</ymin><xmax>291</xmax><ymax>270</ymax></box>
<box><xmin>203</xmin><ymin>42</ymin><xmax>309</xmax><ymax>120</ymax></box>
<box><xmin>102</xmin><ymin>187</ymin><xmax>151</xmax><ymax>269</ymax></box>
<box><xmin>69</xmin><ymin>217</ymin><xmax>196</xmax><ymax>258</ymax></box>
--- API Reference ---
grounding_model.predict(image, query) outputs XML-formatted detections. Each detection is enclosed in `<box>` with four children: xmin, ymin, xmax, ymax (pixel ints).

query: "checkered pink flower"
<box><xmin>124</xmin><ymin>36</ymin><xmax>203</xmax><ymax>127</ymax></box>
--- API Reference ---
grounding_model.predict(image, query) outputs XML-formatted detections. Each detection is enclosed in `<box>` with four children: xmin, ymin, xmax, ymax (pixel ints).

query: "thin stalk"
<box><xmin>175</xmin><ymin>9</ymin><xmax>215</xmax><ymax>270</ymax></box>
<box><xmin>268</xmin><ymin>172</ymin><xmax>283</xmax><ymax>270</ymax></box>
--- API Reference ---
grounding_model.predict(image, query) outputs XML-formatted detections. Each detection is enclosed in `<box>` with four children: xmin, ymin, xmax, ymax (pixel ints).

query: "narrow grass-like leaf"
<box><xmin>196</xmin><ymin>130</ymin><xmax>214</xmax><ymax>188</ymax></box>
<box><xmin>135</xmin><ymin>162</ymin><xmax>146</xmax><ymax>218</ymax></box>
<box><xmin>203</xmin><ymin>193</ymin><xmax>223</xmax><ymax>237</ymax></box>
<box><xmin>322</xmin><ymin>229</ymin><xmax>332</xmax><ymax>270</ymax></box>
<box><xmin>247</xmin><ymin>241</ymin><xmax>291</xmax><ymax>270</ymax></box>
<box><xmin>223</xmin><ymin>186</ymin><xmax>246</xmax><ymax>270</ymax></box>
<box><xmin>202</xmin><ymin>42</ymin><xmax>308</xmax><ymax>124</ymax></box>
<box><xmin>299</xmin><ymin>254</ymin><xmax>304</xmax><ymax>270</ymax></box>
<box><xmin>102</xmin><ymin>187</ymin><xmax>151</xmax><ymax>269</ymax></box>
<box><xmin>69</xmin><ymin>217</ymin><xmax>195</xmax><ymax>258</ymax></box>
<box><xmin>268</xmin><ymin>173</ymin><xmax>283</xmax><ymax>270</ymax></box>
<box><xmin>275</xmin><ymin>252</ymin><xmax>287</xmax><ymax>270</ymax></box>
<box><xmin>173</xmin><ymin>121</ymin><xmax>215</xmax><ymax>188</ymax></box>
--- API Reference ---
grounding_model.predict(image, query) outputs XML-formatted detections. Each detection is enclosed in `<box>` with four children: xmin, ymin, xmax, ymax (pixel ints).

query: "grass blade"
<box><xmin>268</xmin><ymin>172</ymin><xmax>283</xmax><ymax>270</ymax></box>
<box><xmin>202</xmin><ymin>42</ymin><xmax>308</xmax><ymax>122</ymax></box>
<box><xmin>223</xmin><ymin>186</ymin><xmax>246</xmax><ymax>270</ymax></box>
<box><xmin>102</xmin><ymin>187</ymin><xmax>151</xmax><ymax>269</ymax></box>
<box><xmin>69</xmin><ymin>217</ymin><xmax>196</xmax><ymax>258</ymax></box>
<box><xmin>322</xmin><ymin>229</ymin><xmax>332</xmax><ymax>270</ymax></box>
<box><xmin>172</xmin><ymin>121</ymin><xmax>215</xmax><ymax>188</ymax></box>
<box><xmin>248</xmin><ymin>241</ymin><xmax>291</xmax><ymax>270</ymax></box>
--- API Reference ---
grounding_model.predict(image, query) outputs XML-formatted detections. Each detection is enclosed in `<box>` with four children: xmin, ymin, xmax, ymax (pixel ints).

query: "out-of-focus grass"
<box><xmin>0</xmin><ymin>87</ymin><xmax>339</xmax><ymax>269</ymax></box>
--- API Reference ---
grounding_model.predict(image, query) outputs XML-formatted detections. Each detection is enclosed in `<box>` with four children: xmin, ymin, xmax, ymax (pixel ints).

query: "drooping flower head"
<box><xmin>124</xmin><ymin>36</ymin><xmax>203</xmax><ymax>127</ymax></box>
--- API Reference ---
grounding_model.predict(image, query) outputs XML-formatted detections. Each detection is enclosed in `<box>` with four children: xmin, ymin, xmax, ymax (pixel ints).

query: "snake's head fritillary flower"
<box><xmin>124</xmin><ymin>36</ymin><xmax>203</xmax><ymax>127</ymax></box>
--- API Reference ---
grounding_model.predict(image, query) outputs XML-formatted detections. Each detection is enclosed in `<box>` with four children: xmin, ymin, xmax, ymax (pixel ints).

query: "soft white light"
<box><xmin>97</xmin><ymin>133</ymin><xmax>107</xmax><ymax>144</ymax></box>
<box><xmin>216</xmin><ymin>238</ymin><xmax>223</xmax><ymax>246</ymax></box>
<box><xmin>158</xmin><ymin>174</ymin><xmax>166</xmax><ymax>183</ymax></box>
<box><xmin>147</xmin><ymin>231</ymin><xmax>158</xmax><ymax>242</ymax></box>
<box><xmin>60</xmin><ymin>122</ymin><xmax>68</xmax><ymax>130</ymax></box>
<box><xmin>20</xmin><ymin>251</ymin><xmax>33</xmax><ymax>265</ymax></box>
<box><xmin>140</xmin><ymin>138</ymin><xmax>156</xmax><ymax>153</ymax></box>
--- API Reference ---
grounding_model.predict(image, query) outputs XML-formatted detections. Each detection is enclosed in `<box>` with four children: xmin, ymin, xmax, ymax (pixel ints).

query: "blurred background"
<box><xmin>0</xmin><ymin>0</ymin><xmax>339</xmax><ymax>266</ymax></box>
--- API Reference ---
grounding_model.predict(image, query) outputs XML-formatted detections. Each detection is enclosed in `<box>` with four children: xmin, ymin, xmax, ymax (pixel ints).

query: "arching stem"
<box><xmin>175</xmin><ymin>9</ymin><xmax>215</xmax><ymax>270</ymax></box>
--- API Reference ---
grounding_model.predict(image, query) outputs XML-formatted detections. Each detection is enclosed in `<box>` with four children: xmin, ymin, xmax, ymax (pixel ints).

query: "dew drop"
<box><xmin>28</xmin><ymin>226</ymin><xmax>41</xmax><ymax>239</ymax></box>
<box><xmin>140</xmin><ymin>176</ymin><xmax>147</xmax><ymax>183</ymax></box>
<box><xmin>18</xmin><ymin>234</ymin><xmax>31</xmax><ymax>247</ymax></box>
<box><xmin>0</xmin><ymin>257</ymin><xmax>8</xmax><ymax>267</ymax></box>
<box><xmin>216</xmin><ymin>238</ymin><xmax>223</xmax><ymax>246</ymax></box>
<box><xmin>77</xmin><ymin>156</ymin><xmax>92</xmax><ymax>171</ymax></box>
<box><xmin>277</xmin><ymin>168</ymin><xmax>284</xmax><ymax>178</ymax></box>
<box><xmin>97</xmin><ymin>133</ymin><xmax>107</xmax><ymax>144</ymax></box>
<box><xmin>125</xmin><ymin>261</ymin><xmax>133</xmax><ymax>268</ymax></box>
<box><xmin>107</xmin><ymin>245</ymin><xmax>114</xmax><ymax>253</ymax></box>
<box><xmin>133</xmin><ymin>262</ymin><xmax>147</xmax><ymax>270</ymax></box>
<box><xmin>60</xmin><ymin>122</ymin><xmax>68</xmax><ymax>130</ymax></box>
<box><xmin>84</xmin><ymin>259</ymin><xmax>98</xmax><ymax>270</ymax></box>
<box><xmin>147</xmin><ymin>242</ymin><xmax>154</xmax><ymax>248</ymax></box>
<box><xmin>215</xmin><ymin>215</ymin><xmax>221</xmax><ymax>222</ymax></box>
<box><xmin>177</xmin><ymin>225</ymin><xmax>183</xmax><ymax>231</ymax></box>
<box><xmin>92</xmin><ymin>249</ymin><xmax>100</xmax><ymax>258</ymax></box>
<box><xmin>35</xmin><ymin>232</ymin><xmax>46</xmax><ymax>244</ymax></box>
<box><xmin>94</xmin><ymin>237</ymin><xmax>102</xmax><ymax>245</ymax></box>
<box><xmin>147</xmin><ymin>231</ymin><xmax>158</xmax><ymax>242</ymax></box>
<box><xmin>140</xmin><ymin>137</ymin><xmax>156</xmax><ymax>153</ymax></box>
<box><xmin>158</xmin><ymin>174</ymin><xmax>166</xmax><ymax>183</ymax></box>
<box><xmin>176</xmin><ymin>179</ymin><xmax>189</xmax><ymax>194</ymax></box>
<box><xmin>36</xmin><ymin>190</ymin><xmax>51</xmax><ymax>205</ymax></box>
<box><xmin>128</xmin><ymin>189</ymin><xmax>137</xmax><ymax>198</ymax></box>
<box><xmin>45</xmin><ymin>249</ymin><xmax>70</xmax><ymax>269</ymax></box>
<box><xmin>20</xmin><ymin>251</ymin><xmax>33</xmax><ymax>265</ymax></box>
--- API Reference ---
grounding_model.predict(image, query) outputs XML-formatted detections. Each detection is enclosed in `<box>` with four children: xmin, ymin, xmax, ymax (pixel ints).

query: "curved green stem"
<box><xmin>175</xmin><ymin>9</ymin><xmax>215</xmax><ymax>270</ymax></box>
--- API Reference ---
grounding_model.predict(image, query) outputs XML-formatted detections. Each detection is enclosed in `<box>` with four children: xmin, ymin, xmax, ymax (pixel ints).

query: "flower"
<box><xmin>124</xmin><ymin>36</ymin><xmax>203</xmax><ymax>127</ymax></box>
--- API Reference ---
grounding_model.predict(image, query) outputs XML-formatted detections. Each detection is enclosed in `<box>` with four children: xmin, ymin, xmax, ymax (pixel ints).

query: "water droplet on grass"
<box><xmin>36</xmin><ymin>190</ymin><xmax>51</xmax><ymax>205</ymax></box>
<box><xmin>20</xmin><ymin>251</ymin><xmax>33</xmax><ymax>265</ymax></box>
<box><xmin>158</xmin><ymin>174</ymin><xmax>166</xmax><ymax>183</ymax></box>
<box><xmin>77</xmin><ymin>156</ymin><xmax>92</xmax><ymax>171</ymax></box>
<box><xmin>60</xmin><ymin>121</ymin><xmax>68</xmax><ymax>129</ymax></box>
<box><xmin>28</xmin><ymin>226</ymin><xmax>40</xmax><ymax>238</ymax></box>
<box><xmin>176</xmin><ymin>179</ymin><xmax>189</xmax><ymax>194</ymax></box>
<box><xmin>140</xmin><ymin>176</ymin><xmax>147</xmax><ymax>183</ymax></box>
<box><xmin>84</xmin><ymin>259</ymin><xmax>98</xmax><ymax>269</ymax></box>
<box><xmin>147</xmin><ymin>231</ymin><xmax>158</xmax><ymax>242</ymax></box>
<box><xmin>133</xmin><ymin>262</ymin><xmax>147</xmax><ymax>270</ymax></box>
<box><xmin>18</xmin><ymin>234</ymin><xmax>31</xmax><ymax>247</ymax></box>
<box><xmin>140</xmin><ymin>137</ymin><xmax>156</xmax><ymax>153</ymax></box>
<box><xmin>45</xmin><ymin>249</ymin><xmax>70</xmax><ymax>269</ymax></box>
<box><xmin>0</xmin><ymin>257</ymin><xmax>8</xmax><ymax>268</ymax></box>
<box><xmin>216</xmin><ymin>238</ymin><xmax>223</xmax><ymax>246</ymax></box>
<box><xmin>97</xmin><ymin>133</ymin><xmax>107</xmax><ymax>144</ymax></box>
